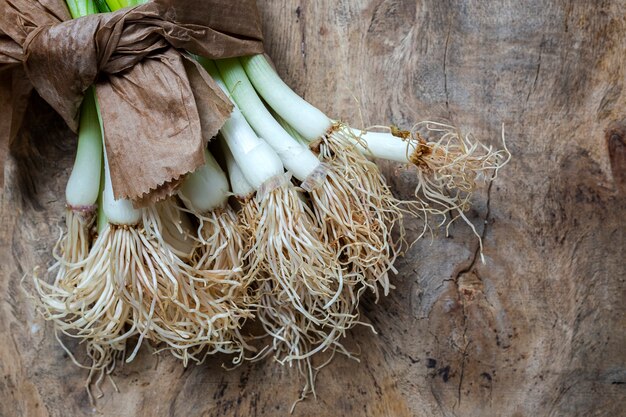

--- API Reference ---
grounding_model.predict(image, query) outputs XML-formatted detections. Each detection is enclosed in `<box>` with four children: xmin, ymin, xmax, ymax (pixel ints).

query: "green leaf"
<box><xmin>94</xmin><ymin>0</ymin><xmax>112</xmax><ymax>13</ymax></box>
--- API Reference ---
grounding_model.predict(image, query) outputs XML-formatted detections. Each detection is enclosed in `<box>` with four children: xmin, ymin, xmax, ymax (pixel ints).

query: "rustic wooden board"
<box><xmin>1</xmin><ymin>1</ymin><xmax>625</xmax><ymax>416</ymax></box>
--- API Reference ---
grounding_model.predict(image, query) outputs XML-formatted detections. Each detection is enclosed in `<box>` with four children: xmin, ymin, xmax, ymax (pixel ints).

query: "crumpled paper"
<box><xmin>0</xmin><ymin>0</ymin><xmax>264</xmax><ymax>203</ymax></box>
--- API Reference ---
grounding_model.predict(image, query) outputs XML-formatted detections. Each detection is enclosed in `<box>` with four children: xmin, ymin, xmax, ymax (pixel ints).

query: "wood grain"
<box><xmin>1</xmin><ymin>1</ymin><xmax>625</xmax><ymax>416</ymax></box>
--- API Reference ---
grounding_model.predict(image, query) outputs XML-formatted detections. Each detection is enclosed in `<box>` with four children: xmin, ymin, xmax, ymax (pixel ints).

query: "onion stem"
<box><xmin>101</xmin><ymin>0</ymin><xmax>147</xmax><ymax>13</ymax></box>
<box><xmin>222</xmin><ymin>142</ymin><xmax>254</xmax><ymax>199</ymax></box>
<box><xmin>214</xmin><ymin>58</ymin><xmax>321</xmax><ymax>182</ymax></box>
<box><xmin>65</xmin><ymin>88</ymin><xmax>102</xmax><ymax>208</ymax></box>
<box><xmin>65</xmin><ymin>0</ymin><xmax>98</xmax><ymax>19</ymax></box>
<box><xmin>241</xmin><ymin>55</ymin><xmax>415</xmax><ymax>162</ymax></box>
<box><xmin>241</xmin><ymin>55</ymin><xmax>331</xmax><ymax>141</ymax></box>
<box><xmin>179</xmin><ymin>150</ymin><xmax>230</xmax><ymax>214</ymax></box>
<box><xmin>199</xmin><ymin>59</ymin><xmax>284</xmax><ymax>189</ymax></box>
<box><xmin>241</xmin><ymin>54</ymin><xmax>510</xmax><ymax>245</ymax></box>
<box><xmin>101</xmin><ymin>151</ymin><xmax>141</xmax><ymax>225</ymax></box>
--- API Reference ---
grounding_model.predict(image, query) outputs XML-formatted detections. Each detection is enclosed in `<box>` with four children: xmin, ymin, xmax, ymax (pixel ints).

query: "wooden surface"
<box><xmin>1</xmin><ymin>1</ymin><xmax>625</xmax><ymax>416</ymax></box>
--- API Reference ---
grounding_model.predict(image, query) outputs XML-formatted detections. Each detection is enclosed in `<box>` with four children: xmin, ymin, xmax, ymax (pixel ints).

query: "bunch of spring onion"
<box><xmin>32</xmin><ymin>0</ymin><xmax>254</xmax><ymax>400</ymax></box>
<box><xmin>194</xmin><ymin>59</ymin><xmax>407</xmax><ymax>395</ymax></box>
<box><xmin>204</xmin><ymin>55</ymin><xmax>509</xmax><ymax>401</ymax></box>
<box><xmin>201</xmin><ymin>60</ymin><xmax>357</xmax><ymax>374</ymax></box>
<box><xmin>30</xmin><ymin>0</ymin><xmax>510</xmax><ymax>405</ymax></box>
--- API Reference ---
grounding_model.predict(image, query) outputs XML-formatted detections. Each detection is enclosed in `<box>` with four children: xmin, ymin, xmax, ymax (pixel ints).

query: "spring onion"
<box><xmin>176</xmin><ymin>149</ymin><xmax>254</xmax><ymax>363</ymax></box>
<box><xmin>203</xmin><ymin>60</ymin><xmax>363</xmax><ymax>373</ymax></box>
<box><xmin>241</xmin><ymin>54</ymin><xmax>510</xmax><ymax>251</ymax></box>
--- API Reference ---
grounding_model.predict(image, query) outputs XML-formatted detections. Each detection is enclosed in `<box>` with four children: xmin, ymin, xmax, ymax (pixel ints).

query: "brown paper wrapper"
<box><xmin>0</xmin><ymin>0</ymin><xmax>263</xmax><ymax>203</ymax></box>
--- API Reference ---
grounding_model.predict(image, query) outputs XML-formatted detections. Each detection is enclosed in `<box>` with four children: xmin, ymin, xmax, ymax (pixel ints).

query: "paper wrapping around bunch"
<box><xmin>0</xmin><ymin>0</ymin><xmax>264</xmax><ymax>203</ymax></box>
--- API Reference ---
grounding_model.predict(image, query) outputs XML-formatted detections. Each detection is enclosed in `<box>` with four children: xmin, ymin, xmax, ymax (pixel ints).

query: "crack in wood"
<box><xmin>526</xmin><ymin>36</ymin><xmax>544</xmax><ymax>103</ymax></box>
<box><xmin>443</xmin><ymin>20</ymin><xmax>452</xmax><ymax>113</ymax></box>
<box><xmin>450</xmin><ymin>179</ymin><xmax>495</xmax><ymax>405</ymax></box>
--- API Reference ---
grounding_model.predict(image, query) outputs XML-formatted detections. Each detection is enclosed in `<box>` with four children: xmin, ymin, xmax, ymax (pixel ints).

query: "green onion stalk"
<box><xmin>31</xmin><ymin>2</ymin><xmax>118</xmax><ymax>401</ymax></box>
<box><xmin>219</xmin><ymin>141</ymin><xmax>259</xmax><ymax>281</ymax></box>
<box><xmin>175</xmin><ymin>148</ymin><xmax>257</xmax><ymax>363</ymax></box>
<box><xmin>223</xmin><ymin>139</ymin><xmax>357</xmax><ymax>397</ymax></box>
<box><xmin>201</xmin><ymin>61</ymin><xmax>362</xmax><ymax>380</ymax></box>
<box><xmin>37</xmin><ymin>0</ymin><xmax>101</xmax><ymax>315</ymax></box>
<box><xmin>177</xmin><ymin>150</ymin><xmax>244</xmax><ymax>286</ymax></box>
<box><xmin>43</xmin><ymin>87</ymin><xmax>102</xmax><ymax>291</ymax></box>
<box><xmin>240</xmin><ymin>54</ymin><xmax>510</xmax><ymax>258</ymax></box>
<box><xmin>214</xmin><ymin>57</ymin><xmax>409</xmax><ymax>301</ymax></box>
